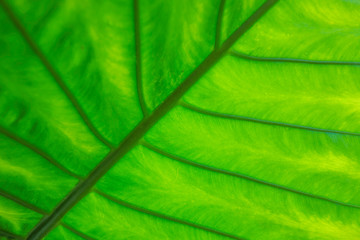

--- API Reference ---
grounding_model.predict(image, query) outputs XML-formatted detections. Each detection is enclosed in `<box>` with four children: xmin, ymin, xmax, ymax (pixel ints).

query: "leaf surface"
<box><xmin>0</xmin><ymin>0</ymin><xmax>360</xmax><ymax>239</ymax></box>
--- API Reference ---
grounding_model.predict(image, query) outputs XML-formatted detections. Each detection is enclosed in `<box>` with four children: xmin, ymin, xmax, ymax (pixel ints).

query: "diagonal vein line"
<box><xmin>0</xmin><ymin>229</ymin><xmax>24</xmax><ymax>240</ymax></box>
<box><xmin>94</xmin><ymin>190</ymin><xmax>244</xmax><ymax>240</ymax></box>
<box><xmin>215</xmin><ymin>0</ymin><xmax>226</xmax><ymax>49</ymax></box>
<box><xmin>24</xmin><ymin>0</ymin><xmax>279</xmax><ymax>239</ymax></box>
<box><xmin>230</xmin><ymin>50</ymin><xmax>360</xmax><ymax>65</ymax></box>
<box><xmin>0</xmin><ymin>189</ymin><xmax>48</xmax><ymax>215</ymax></box>
<box><xmin>180</xmin><ymin>101</ymin><xmax>360</xmax><ymax>137</ymax></box>
<box><xmin>142</xmin><ymin>141</ymin><xmax>360</xmax><ymax>210</ymax></box>
<box><xmin>61</xmin><ymin>223</ymin><xmax>96</xmax><ymax>240</ymax></box>
<box><xmin>134</xmin><ymin>0</ymin><xmax>148</xmax><ymax>117</ymax></box>
<box><xmin>0</xmin><ymin>127</ymin><xmax>82</xmax><ymax>179</ymax></box>
<box><xmin>0</xmin><ymin>0</ymin><xmax>114</xmax><ymax>149</ymax></box>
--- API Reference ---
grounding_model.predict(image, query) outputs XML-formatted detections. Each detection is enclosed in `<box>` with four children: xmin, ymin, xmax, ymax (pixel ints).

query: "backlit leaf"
<box><xmin>0</xmin><ymin>0</ymin><xmax>359</xmax><ymax>239</ymax></box>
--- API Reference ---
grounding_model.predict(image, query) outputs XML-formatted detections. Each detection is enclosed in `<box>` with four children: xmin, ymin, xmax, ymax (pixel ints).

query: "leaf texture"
<box><xmin>0</xmin><ymin>0</ymin><xmax>360</xmax><ymax>239</ymax></box>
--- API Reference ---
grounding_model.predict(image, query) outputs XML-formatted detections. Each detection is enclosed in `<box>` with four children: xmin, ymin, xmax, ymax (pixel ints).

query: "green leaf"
<box><xmin>1</xmin><ymin>0</ymin><xmax>360</xmax><ymax>239</ymax></box>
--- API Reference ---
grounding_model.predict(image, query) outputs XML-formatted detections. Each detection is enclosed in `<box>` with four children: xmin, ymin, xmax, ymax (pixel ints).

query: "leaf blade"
<box><xmin>24</xmin><ymin>1</ymin><xmax>279</xmax><ymax>238</ymax></box>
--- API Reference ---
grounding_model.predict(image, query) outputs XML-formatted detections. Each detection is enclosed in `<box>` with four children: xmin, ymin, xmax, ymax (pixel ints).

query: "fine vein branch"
<box><xmin>17</xmin><ymin>0</ymin><xmax>279</xmax><ymax>239</ymax></box>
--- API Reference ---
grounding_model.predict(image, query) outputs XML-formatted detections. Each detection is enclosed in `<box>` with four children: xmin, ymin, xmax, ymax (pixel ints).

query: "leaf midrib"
<box><xmin>0</xmin><ymin>0</ymin><xmax>279</xmax><ymax>239</ymax></box>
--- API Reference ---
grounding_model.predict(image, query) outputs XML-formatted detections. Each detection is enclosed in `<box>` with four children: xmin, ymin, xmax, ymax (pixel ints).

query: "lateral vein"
<box><xmin>230</xmin><ymin>50</ymin><xmax>360</xmax><ymax>65</ymax></box>
<box><xmin>61</xmin><ymin>223</ymin><xmax>96</xmax><ymax>240</ymax></box>
<box><xmin>0</xmin><ymin>229</ymin><xmax>24</xmax><ymax>240</ymax></box>
<box><xmin>215</xmin><ymin>0</ymin><xmax>226</xmax><ymax>49</ymax></box>
<box><xmin>142</xmin><ymin>141</ymin><xmax>360</xmax><ymax>210</ymax></box>
<box><xmin>0</xmin><ymin>189</ymin><xmax>48</xmax><ymax>215</ymax></box>
<box><xmin>134</xmin><ymin>0</ymin><xmax>148</xmax><ymax>117</ymax></box>
<box><xmin>0</xmin><ymin>126</ymin><xmax>82</xmax><ymax>179</ymax></box>
<box><xmin>180</xmin><ymin>101</ymin><xmax>360</xmax><ymax>137</ymax></box>
<box><xmin>0</xmin><ymin>0</ymin><xmax>115</xmax><ymax>149</ymax></box>
<box><xmin>94</xmin><ymin>190</ymin><xmax>244</xmax><ymax>240</ymax></box>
